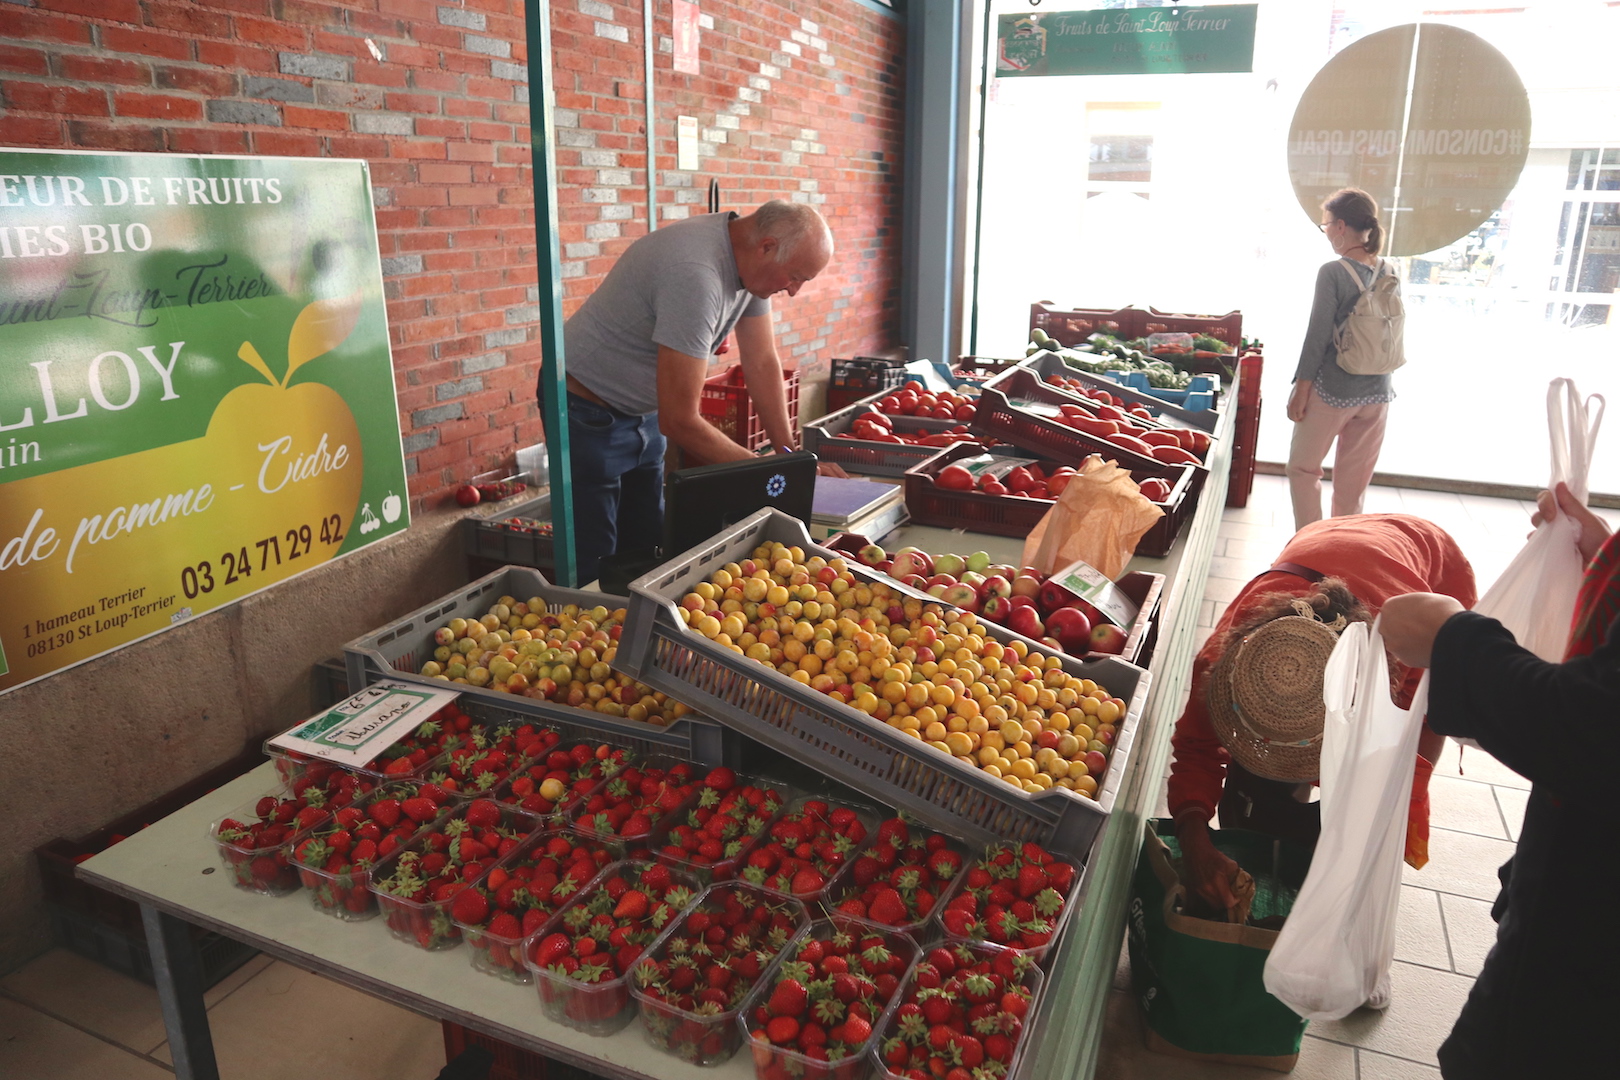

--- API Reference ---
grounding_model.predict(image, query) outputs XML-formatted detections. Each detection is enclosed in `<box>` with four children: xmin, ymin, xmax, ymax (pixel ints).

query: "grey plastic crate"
<box><xmin>1021</xmin><ymin>350</ymin><xmax>1221</xmax><ymax>433</ymax></box>
<box><xmin>342</xmin><ymin>565</ymin><xmax>732</xmax><ymax>767</ymax></box>
<box><xmin>803</xmin><ymin>393</ymin><xmax>975</xmax><ymax>477</ymax></box>
<box><xmin>461</xmin><ymin>492</ymin><xmax>554</xmax><ymax>570</ymax></box>
<box><xmin>617</xmin><ymin>509</ymin><xmax>1150</xmax><ymax>861</ymax></box>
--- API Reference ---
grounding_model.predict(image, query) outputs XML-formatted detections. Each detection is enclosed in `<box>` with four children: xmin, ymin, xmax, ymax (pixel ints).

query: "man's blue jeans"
<box><xmin>537</xmin><ymin>381</ymin><xmax>665</xmax><ymax>585</ymax></box>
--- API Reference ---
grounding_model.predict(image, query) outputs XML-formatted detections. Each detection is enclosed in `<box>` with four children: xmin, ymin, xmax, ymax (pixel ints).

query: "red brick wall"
<box><xmin>0</xmin><ymin>0</ymin><xmax>906</xmax><ymax>505</ymax></box>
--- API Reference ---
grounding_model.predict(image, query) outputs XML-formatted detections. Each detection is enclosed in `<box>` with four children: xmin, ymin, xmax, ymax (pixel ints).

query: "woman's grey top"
<box><xmin>1294</xmin><ymin>258</ymin><xmax>1396</xmax><ymax>408</ymax></box>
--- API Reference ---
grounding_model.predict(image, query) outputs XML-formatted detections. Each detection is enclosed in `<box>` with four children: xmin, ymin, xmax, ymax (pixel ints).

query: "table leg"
<box><xmin>140</xmin><ymin>904</ymin><xmax>221</xmax><ymax>1080</ymax></box>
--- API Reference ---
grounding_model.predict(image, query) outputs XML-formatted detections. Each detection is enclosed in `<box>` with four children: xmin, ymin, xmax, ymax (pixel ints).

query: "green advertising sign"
<box><xmin>0</xmin><ymin>149</ymin><xmax>407</xmax><ymax>695</ymax></box>
<box><xmin>996</xmin><ymin>5</ymin><xmax>1257</xmax><ymax>77</ymax></box>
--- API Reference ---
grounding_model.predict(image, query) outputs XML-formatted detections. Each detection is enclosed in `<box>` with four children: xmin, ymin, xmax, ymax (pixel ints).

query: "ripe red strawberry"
<box><xmin>451</xmin><ymin>887</ymin><xmax>490</xmax><ymax>925</ymax></box>
<box><xmin>768</xmin><ymin>978</ymin><xmax>809</xmax><ymax>1017</ymax></box>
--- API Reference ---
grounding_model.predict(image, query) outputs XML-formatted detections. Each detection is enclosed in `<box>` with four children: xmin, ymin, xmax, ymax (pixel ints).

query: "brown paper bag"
<box><xmin>1021</xmin><ymin>458</ymin><xmax>1163</xmax><ymax>578</ymax></box>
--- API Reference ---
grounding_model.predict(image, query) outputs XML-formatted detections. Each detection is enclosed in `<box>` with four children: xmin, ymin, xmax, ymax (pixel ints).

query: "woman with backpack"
<box><xmin>1286</xmin><ymin>188</ymin><xmax>1406</xmax><ymax>531</ymax></box>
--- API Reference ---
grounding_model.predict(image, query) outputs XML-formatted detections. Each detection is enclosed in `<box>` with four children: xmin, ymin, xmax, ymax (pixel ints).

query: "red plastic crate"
<box><xmin>904</xmin><ymin>441</ymin><xmax>1197</xmax><ymax>557</ymax></box>
<box><xmin>972</xmin><ymin>372</ymin><xmax>1206</xmax><ymax>479</ymax></box>
<box><xmin>1029</xmin><ymin>302</ymin><xmax>1139</xmax><ymax>347</ymax></box>
<box><xmin>1227</xmin><ymin>352</ymin><xmax>1264</xmax><ymax>509</ymax></box>
<box><xmin>1143</xmin><ymin>306</ymin><xmax>1244</xmax><ymax>348</ymax></box>
<box><xmin>698</xmin><ymin>363</ymin><xmax>800</xmax><ymax>451</ymax></box>
<box><xmin>442</xmin><ymin>1021</ymin><xmax>548</xmax><ymax>1080</ymax></box>
<box><xmin>951</xmin><ymin>354</ymin><xmax>1022</xmax><ymax>382</ymax></box>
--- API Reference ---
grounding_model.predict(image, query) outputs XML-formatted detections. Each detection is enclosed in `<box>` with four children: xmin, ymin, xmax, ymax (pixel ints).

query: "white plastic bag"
<box><xmin>1263</xmin><ymin>619</ymin><xmax>1427</xmax><ymax>1021</ymax></box>
<box><xmin>1473</xmin><ymin>378</ymin><xmax>1604</xmax><ymax>663</ymax></box>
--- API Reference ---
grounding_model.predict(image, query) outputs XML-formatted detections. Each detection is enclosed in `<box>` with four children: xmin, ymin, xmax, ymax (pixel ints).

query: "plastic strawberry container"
<box><xmin>737</xmin><ymin>916</ymin><xmax>920</xmax><ymax>1080</ymax></box>
<box><xmin>822</xmin><ymin>818</ymin><xmax>975</xmax><ymax>938</ymax></box>
<box><xmin>629</xmin><ymin>882</ymin><xmax>812</xmax><ymax>1065</ymax></box>
<box><xmin>648</xmin><ymin>771</ymin><xmax>799</xmax><ymax>887</ymax></box>
<box><xmin>566</xmin><ymin>755</ymin><xmax>715</xmax><ymax>862</ymax></box>
<box><xmin>451</xmin><ymin>827</ymin><xmax>616</xmax><ymax>985</ymax></box>
<box><xmin>931</xmin><ymin>840</ymin><xmax>1086</xmax><ymax>965</ymax></box>
<box><xmin>369</xmin><ymin>798</ymin><xmax>547</xmax><ymax>951</ymax></box>
<box><xmin>490</xmin><ymin>739</ymin><xmax>636</xmax><ymax>822</ymax></box>
<box><xmin>289</xmin><ymin>780</ymin><xmax>460</xmax><ymax>921</ymax></box>
<box><xmin>425</xmin><ymin>718</ymin><xmax>569</xmax><ymax>800</ymax></box>
<box><xmin>524</xmin><ymin>858</ymin><xmax>705</xmax><ymax>1036</ymax></box>
<box><xmin>742</xmin><ymin>795</ymin><xmax>889</xmax><ymax>906</ymax></box>
<box><xmin>871</xmin><ymin>939</ymin><xmax>1045</xmax><ymax>1080</ymax></box>
<box><xmin>208</xmin><ymin>788</ymin><xmax>335</xmax><ymax>897</ymax></box>
<box><xmin>265</xmin><ymin>699</ymin><xmax>478</xmax><ymax>790</ymax></box>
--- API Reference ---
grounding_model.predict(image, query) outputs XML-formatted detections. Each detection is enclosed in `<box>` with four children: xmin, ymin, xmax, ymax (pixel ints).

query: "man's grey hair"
<box><xmin>752</xmin><ymin>200</ymin><xmax>833</xmax><ymax>263</ymax></box>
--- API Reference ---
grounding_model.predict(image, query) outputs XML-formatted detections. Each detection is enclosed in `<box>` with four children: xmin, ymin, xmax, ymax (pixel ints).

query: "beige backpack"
<box><xmin>1333</xmin><ymin>258</ymin><xmax>1405</xmax><ymax>376</ymax></box>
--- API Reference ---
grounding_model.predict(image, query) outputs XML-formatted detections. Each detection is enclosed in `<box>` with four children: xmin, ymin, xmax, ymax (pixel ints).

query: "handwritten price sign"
<box><xmin>0</xmin><ymin>149</ymin><xmax>408</xmax><ymax>695</ymax></box>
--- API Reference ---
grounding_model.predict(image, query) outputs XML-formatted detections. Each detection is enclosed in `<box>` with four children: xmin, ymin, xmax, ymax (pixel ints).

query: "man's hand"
<box><xmin>1175</xmin><ymin>815</ymin><xmax>1241</xmax><ymax>920</ymax></box>
<box><xmin>1531</xmin><ymin>481</ymin><xmax>1612</xmax><ymax>564</ymax></box>
<box><xmin>1286</xmin><ymin>380</ymin><xmax>1313</xmax><ymax>423</ymax></box>
<box><xmin>1379</xmin><ymin>592</ymin><xmax>1465</xmax><ymax>668</ymax></box>
<box><xmin>817</xmin><ymin>460</ymin><xmax>849</xmax><ymax>478</ymax></box>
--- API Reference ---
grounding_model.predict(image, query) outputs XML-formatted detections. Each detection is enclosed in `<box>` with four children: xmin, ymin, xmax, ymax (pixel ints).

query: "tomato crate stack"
<box><xmin>616</xmin><ymin>506</ymin><xmax>1151</xmax><ymax>861</ymax></box>
<box><xmin>802</xmin><ymin>388</ymin><xmax>982</xmax><ymax>478</ymax></box>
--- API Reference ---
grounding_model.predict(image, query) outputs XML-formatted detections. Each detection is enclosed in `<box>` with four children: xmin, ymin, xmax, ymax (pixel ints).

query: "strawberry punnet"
<box><xmin>271</xmin><ymin>701</ymin><xmax>476</xmax><ymax>788</ymax></box>
<box><xmin>740</xmin><ymin>799</ymin><xmax>875</xmax><ymax>900</ymax></box>
<box><xmin>528</xmin><ymin>859</ymin><xmax>702</xmax><ymax>1035</ymax></box>
<box><xmin>936</xmin><ymin>841</ymin><xmax>1078</xmax><ymax>957</ymax></box>
<box><xmin>655</xmin><ymin>773</ymin><xmax>792</xmax><ymax>884</ymax></box>
<box><xmin>495</xmin><ymin>739</ymin><xmax>632</xmax><ymax>819</ymax></box>
<box><xmin>878</xmin><ymin>941</ymin><xmax>1040</xmax><ymax>1080</ymax></box>
<box><xmin>744</xmin><ymin>919</ymin><xmax>916</xmax><ymax>1080</ymax></box>
<box><xmin>631</xmin><ymin>884</ymin><xmax>808</xmax><ymax>1065</ymax></box>
<box><xmin>212</xmin><ymin>782</ymin><xmax>358</xmax><ymax>896</ymax></box>
<box><xmin>826</xmin><ymin>815</ymin><xmax>968</xmax><ymax>932</ymax></box>
<box><xmin>452</xmin><ymin>829</ymin><xmax>615</xmax><ymax>984</ymax></box>
<box><xmin>430</xmin><ymin>721</ymin><xmax>559</xmax><ymax>797</ymax></box>
<box><xmin>571</xmin><ymin>759</ymin><xmax>708</xmax><ymax>854</ymax></box>
<box><xmin>370</xmin><ymin>797</ymin><xmax>543</xmax><ymax>950</ymax></box>
<box><xmin>291</xmin><ymin>779</ymin><xmax>455</xmax><ymax>919</ymax></box>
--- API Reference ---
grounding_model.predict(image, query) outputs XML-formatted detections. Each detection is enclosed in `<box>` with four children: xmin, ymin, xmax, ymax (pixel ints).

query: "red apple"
<box><xmin>926</xmin><ymin>574</ymin><xmax>958</xmax><ymax>590</ymax></box>
<box><xmin>1046</xmin><ymin>606</ymin><xmax>1093</xmax><ymax>654</ymax></box>
<box><xmin>1084</xmin><ymin>750</ymin><xmax>1109</xmax><ymax>777</ymax></box>
<box><xmin>940</xmin><ymin>583</ymin><xmax>980</xmax><ymax>612</ymax></box>
<box><xmin>455</xmin><ymin>484</ymin><xmax>481</xmax><ymax>507</ymax></box>
<box><xmin>1006</xmin><ymin>605</ymin><xmax>1045</xmax><ymax>640</ymax></box>
<box><xmin>1011</xmin><ymin>573</ymin><xmax>1043</xmax><ymax>599</ymax></box>
<box><xmin>901</xmin><ymin>574</ymin><xmax>928</xmax><ymax>590</ymax></box>
<box><xmin>891</xmin><ymin>548</ymin><xmax>933</xmax><ymax>578</ymax></box>
<box><xmin>978</xmin><ymin>575</ymin><xmax>1013</xmax><ymax>601</ymax></box>
<box><xmin>876</xmin><ymin>559</ymin><xmax>894</xmax><ymax>574</ymax></box>
<box><xmin>1088</xmin><ymin>622</ymin><xmax>1129</xmax><ymax>655</ymax></box>
<box><xmin>857</xmin><ymin>543</ymin><xmax>887</xmax><ymax>566</ymax></box>
<box><xmin>980</xmin><ymin>595</ymin><xmax>1015</xmax><ymax>624</ymax></box>
<box><xmin>1006</xmin><ymin>594</ymin><xmax>1036</xmax><ymax>611</ymax></box>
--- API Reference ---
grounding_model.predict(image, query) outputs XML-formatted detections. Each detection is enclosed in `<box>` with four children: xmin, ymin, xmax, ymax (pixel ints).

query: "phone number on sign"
<box><xmin>177</xmin><ymin>514</ymin><xmax>346</xmax><ymax>599</ymax></box>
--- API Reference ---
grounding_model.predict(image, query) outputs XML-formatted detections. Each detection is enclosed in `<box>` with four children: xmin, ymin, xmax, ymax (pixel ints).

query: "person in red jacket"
<box><xmin>1169</xmin><ymin>514</ymin><xmax>1478</xmax><ymax>945</ymax></box>
<box><xmin>1380</xmin><ymin>485</ymin><xmax>1618</xmax><ymax>1078</ymax></box>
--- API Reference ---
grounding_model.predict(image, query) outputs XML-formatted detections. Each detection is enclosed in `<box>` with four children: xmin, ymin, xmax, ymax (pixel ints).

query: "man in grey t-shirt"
<box><xmin>537</xmin><ymin>200</ymin><xmax>836</xmax><ymax>583</ymax></box>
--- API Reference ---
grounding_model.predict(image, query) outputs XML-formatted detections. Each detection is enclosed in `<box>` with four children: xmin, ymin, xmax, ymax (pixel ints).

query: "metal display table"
<box><xmin>76</xmin><ymin>400</ymin><xmax>1233</xmax><ymax>1080</ymax></box>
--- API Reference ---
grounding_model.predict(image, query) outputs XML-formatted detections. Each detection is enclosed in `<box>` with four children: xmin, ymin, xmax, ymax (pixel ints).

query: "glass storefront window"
<box><xmin>971</xmin><ymin>0</ymin><xmax>1620</xmax><ymax>493</ymax></box>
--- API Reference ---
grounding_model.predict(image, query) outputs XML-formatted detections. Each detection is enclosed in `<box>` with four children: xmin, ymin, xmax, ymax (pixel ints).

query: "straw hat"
<box><xmin>1206</xmin><ymin>613</ymin><xmax>1344</xmax><ymax>783</ymax></box>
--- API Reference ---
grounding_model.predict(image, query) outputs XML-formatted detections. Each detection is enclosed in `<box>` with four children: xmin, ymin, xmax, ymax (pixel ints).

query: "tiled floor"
<box><xmin>1093</xmin><ymin>472</ymin><xmax>1619</xmax><ymax>1079</ymax></box>
<box><xmin>2</xmin><ymin>473</ymin><xmax>1597</xmax><ymax>1080</ymax></box>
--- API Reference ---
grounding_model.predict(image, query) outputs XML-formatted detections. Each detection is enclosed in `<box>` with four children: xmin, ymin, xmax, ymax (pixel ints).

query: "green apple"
<box><xmin>965</xmin><ymin>550</ymin><xmax>993</xmax><ymax>574</ymax></box>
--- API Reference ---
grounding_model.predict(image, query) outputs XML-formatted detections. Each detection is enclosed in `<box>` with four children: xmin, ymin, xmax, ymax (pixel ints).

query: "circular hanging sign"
<box><xmin>1288</xmin><ymin>23</ymin><xmax>1530</xmax><ymax>257</ymax></box>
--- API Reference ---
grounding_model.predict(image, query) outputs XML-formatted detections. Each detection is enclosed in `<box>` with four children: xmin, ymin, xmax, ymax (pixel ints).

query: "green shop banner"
<box><xmin>0</xmin><ymin>149</ymin><xmax>407</xmax><ymax>695</ymax></box>
<box><xmin>997</xmin><ymin>5</ymin><xmax>1257</xmax><ymax>77</ymax></box>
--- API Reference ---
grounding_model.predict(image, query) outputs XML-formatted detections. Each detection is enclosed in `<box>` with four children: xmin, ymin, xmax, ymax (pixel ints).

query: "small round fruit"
<box><xmin>455</xmin><ymin>484</ymin><xmax>481</xmax><ymax>507</ymax></box>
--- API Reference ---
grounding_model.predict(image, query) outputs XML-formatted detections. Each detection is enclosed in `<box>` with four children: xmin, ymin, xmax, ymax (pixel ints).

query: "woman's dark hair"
<box><xmin>1323</xmin><ymin>187</ymin><xmax>1383</xmax><ymax>255</ymax></box>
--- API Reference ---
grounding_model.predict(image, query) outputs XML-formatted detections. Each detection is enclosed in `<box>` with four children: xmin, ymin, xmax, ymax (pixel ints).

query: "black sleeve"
<box><xmin>1427</xmin><ymin>610</ymin><xmax>1620</xmax><ymax>799</ymax></box>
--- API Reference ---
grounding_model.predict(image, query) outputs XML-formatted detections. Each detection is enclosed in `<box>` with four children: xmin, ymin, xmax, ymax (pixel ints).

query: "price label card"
<box><xmin>1051</xmin><ymin>559</ymin><xmax>1140</xmax><ymax>628</ymax></box>
<box><xmin>267</xmin><ymin>680</ymin><xmax>462</xmax><ymax>768</ymax></box>
<box><xmin>0</xmin><ymin>150</ymin><xmax>409</xmax><ymax>696</ymax></box>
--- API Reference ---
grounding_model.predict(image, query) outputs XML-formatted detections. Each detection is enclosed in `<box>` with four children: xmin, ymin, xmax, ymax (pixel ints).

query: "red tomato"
<box><xmin>936</xmin><ymin>464</ymin><xmax>975</xmax><ymax>491</ymax></box>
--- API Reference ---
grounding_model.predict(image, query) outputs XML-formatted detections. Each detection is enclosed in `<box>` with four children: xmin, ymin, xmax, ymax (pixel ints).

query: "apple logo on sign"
<box><xmin>382</xmin><ymin>491</ymin><xmax>402</xmax><ymax>523</ymax></box>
